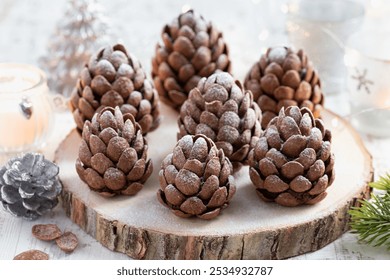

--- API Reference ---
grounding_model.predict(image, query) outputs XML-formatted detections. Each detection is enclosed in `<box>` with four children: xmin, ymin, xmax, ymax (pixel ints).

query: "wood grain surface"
<box><xmin>55</xmin><ymin>105</ymin><xmax>373</xmax><ymax>259</ymax></box>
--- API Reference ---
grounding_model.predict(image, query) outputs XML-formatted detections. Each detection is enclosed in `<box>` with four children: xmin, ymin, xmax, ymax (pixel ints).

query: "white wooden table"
<box><xmin>0</xmin><ymin>0</ymin><xmax>389</xmax><ymax>260</ymax></box>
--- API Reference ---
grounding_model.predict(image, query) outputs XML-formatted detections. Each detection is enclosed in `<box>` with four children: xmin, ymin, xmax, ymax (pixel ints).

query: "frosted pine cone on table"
<box><xmin>178</xmin><ymin>72</ymin><xmax>262</xmax><ymax>167</ymax></box>
<box><xmin>152</xmin><ymin>9</ymin><xmax>231</xmax><ymax>110</ymax></box>
<box><xmin>245</xmin><ymin>46</ymin><xmax>324</xmax><ymax>129</ymax></box>
<box><xmin>76</xmin><ymin>106</ymin><xmax>153</xmax><ymax>197</ymax></box>
<box><xmin>248</xmin><ymin>106</ymin><xmax>335</xmax><ymax>206</ymax></box>
<box><xmin>70</xmin><ymin>44</ymin><xmax>161</xmax><ymax>135</ymax></box>
<box><xmin>157</xmin><ymin>134</ymin><xmax>236</xmax><ymax>220</ymax></box>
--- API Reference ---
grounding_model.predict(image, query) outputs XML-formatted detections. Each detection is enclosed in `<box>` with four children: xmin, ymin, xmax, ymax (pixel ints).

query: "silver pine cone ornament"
<box><xmin>248</xmin><ymin>106</ymin><xmax>335</xmax><ymax>207</ymax></box>
<box><xmin>0</xmin><ymin>153</ymin><xmax>62</xmax><ymax>220</ymax></box>
<box><xmin>152</xmin><ymin>9</ymin><xmax>231</xmax><ymax>110</ymax></box>
<box><xmin>157</xmin><ymin>134</ymin><xmax>236</xmax><ymax>220</ymax></box>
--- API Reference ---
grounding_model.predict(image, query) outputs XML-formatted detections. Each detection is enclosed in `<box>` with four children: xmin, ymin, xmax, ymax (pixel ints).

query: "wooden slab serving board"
<box><xmin>55</xmin><ymin>104</ymin><xmax>372</xmax><ymax>259</ymax></box>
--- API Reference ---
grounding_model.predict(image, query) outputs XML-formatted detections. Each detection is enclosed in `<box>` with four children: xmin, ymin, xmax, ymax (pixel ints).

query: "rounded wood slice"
<box><xmin>55</xmin><ymin>104</ymin><xmax>372</xmax><ymax>260</ymax></box>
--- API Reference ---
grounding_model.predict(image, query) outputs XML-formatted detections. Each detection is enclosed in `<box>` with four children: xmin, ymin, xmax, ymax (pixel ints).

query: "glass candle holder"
<box><xmin>0</xmin><ymin>63</ymin><xmax>54</xmax><ymax>154</ymax></box>
<box><xmin>286</xmin><ymin>0</ymin><xmax>365</xmax><ymax>95</ymax></box>
<box><xmin>344</xmin><ymin>28</ymin><xmax>390</xmax><ymax>137</ymax></box>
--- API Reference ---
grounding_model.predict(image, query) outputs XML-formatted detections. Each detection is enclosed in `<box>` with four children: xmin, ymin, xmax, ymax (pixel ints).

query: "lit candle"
<box><xmin>0</xmin><ymin>64</ymin><xmax>53</xmax><ymax>154</ymax></box>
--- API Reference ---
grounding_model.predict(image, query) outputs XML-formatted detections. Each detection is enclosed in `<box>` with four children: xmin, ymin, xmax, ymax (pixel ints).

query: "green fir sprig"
<box><xmin>369</xmin><ymin>173</ymin><xmax>390</xmax><ymax>192</ymax></box>
<box><xmin>349</xmin><ymin>174</ymin><xmax>390</xmax><ymax>249</ymax></box>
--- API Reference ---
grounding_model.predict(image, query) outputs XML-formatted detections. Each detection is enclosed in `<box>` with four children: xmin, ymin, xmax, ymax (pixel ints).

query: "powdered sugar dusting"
<box><xmin>219</xmin><ymin>111</ymin><xmax>240</xmax><ymax>128</ymax></box>
<box><xmin>256</xmin><ymin>137</ymin><xmax>268</xmax><ymax>152</ymax></box>
<box><xmin>96</xmin><ymin>59</ymin><xmax>115</xmax><ymax>75</ymax></box>
<box><xmin>214</xmin><ymin>72</ymin><xmax>234</xmax><ymax>90</ymax></box>
<box><xmin>268</xmin><ymin>47</ymin><xmax>287</xmax><ymax>65</ymax></box>
<box><xmin>177</xmin><ymin>135</ymin><xmax>193</xmax><ymax>158</ymax></box>
<box><xmin>175</xmin><ymin>169</ymin><xmax>200</xmax><ymax>195</ymax></box>
<box><xmin>299</xmin><ymin>113</ymin><xmax>313</xmax><ymax>136</ymax></box>
<box><xmin>190</xmin><ymin>137</ymin><xmax>208</xmax><ymax>162</ymax></box>
<box><xmin>117</xmin><ymin>63</ymin><xmax>135</xmax><ymax>79</ymax></box>
<box><xmin>99</xmin><ymin>110</ymin><xmax>117</xmax><ymax>130</ymax></box>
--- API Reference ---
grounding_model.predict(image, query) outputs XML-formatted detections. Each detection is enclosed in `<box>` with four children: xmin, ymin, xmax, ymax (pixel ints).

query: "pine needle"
<box><xmin>369</xmin><ymin>173</ymin><xmax>390</xmax><ymax>192</ymax></box>
<box><xmin>349</xmin><ymin>174</ymin><xmax>390</xmax><ymax>250</ymax></box>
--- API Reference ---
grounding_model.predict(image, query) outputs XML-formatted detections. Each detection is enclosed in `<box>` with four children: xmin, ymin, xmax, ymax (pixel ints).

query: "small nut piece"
<box><xmin>13</xmin><ymin>250</ymin><xmax>49</xmax><ymax>260</ymax></box>
<box><xmin>56</xmin><ymin>232</ymin><xmax>78</xmax><ymax>253</ymax></box>
<box><xmin>32</xmin><ymin>224</ymin><xmax>62</xmax><ymax>241</ymax></box>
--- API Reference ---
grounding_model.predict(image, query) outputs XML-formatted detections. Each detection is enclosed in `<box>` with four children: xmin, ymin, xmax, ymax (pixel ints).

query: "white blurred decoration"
<box><xmin>344</xmin><ymin>25</ymin><xmax>390</xmax><ymax>137</ymax></box>
<box><xmin>286</xmin><ymin>0</ymin><xmax>365</xmax><ymax>96</ymax></box>
<box><xmin>181</xmin><ymin>4</ymin><xmax>192</xmax><ymax>13</ymax></box>
<box><xmin>251</xmin><ymin>0</ymin><xmax>289</xmax><ymax>47</ymax></box>
<box><xmin>39</xmin><ymin>0</ymin><xmax>113</xmax><ymax>97</ymax></box>
<box><xmin>250</xmin><ymin>0</ymin><xmax>390</xmax><ymax>137</ymax></box>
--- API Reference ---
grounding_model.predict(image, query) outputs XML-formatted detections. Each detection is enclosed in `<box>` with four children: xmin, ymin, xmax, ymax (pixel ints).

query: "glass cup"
<box><xmin>0</xmin><ymin>63</ymin><xmax>55</xmax><ymax>155</ymax></box>
<box><xmin>286</xmin><ymin>0</ymin><xmax>365</xmax><ymax>95</ymax></box>
<box><xmin>344</xmin><ymin>28</ymin><xmax>390</xmax><ymax>137</ymax></box>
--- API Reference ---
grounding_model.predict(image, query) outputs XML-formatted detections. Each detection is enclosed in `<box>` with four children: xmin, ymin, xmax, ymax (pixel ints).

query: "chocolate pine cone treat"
<box><xmin>0</xmin><ymin>153</ymin><xmax>62</xmax><ymax>220</ymax></box>
<box><xmin>244</xmin><ymin>46</ymin><xmax>324</xmax><ymax>129</ymax></box>
<box><xmin>178</xmin><ymin>72</ymin><xmax>262</xmax><ymax>166</ymax></box>
<box><xmin>248</xmin><ymin>106</ymin><xmax>335</xmax><ymax>206</ymax></box>
<box><xmin>76</xmin><ymin>107</ymin><xmax>153</xmax><ymax>197</ymax></box>
<box><xmin>157</xmin><ymin>134</ymin><xmax>236</xmax><ymax>220</ymax></box>
<box><xmin>70</xmin><ymin>44</ymin><xmax>160</xmax><ymax>135</ymax></box>
<box><xmin>152</xmin><ymin>9</ymin><xmax>231</xmax><ymax>110</ymax></box>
